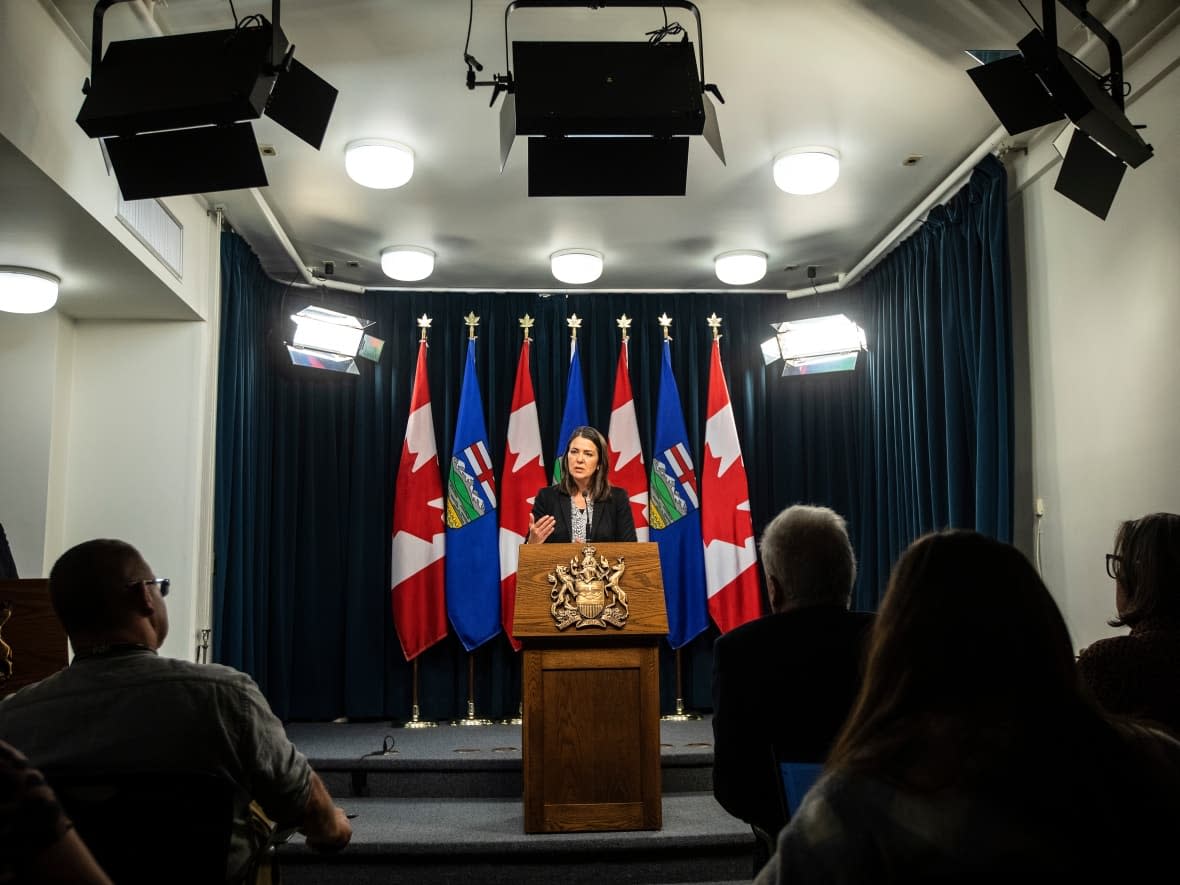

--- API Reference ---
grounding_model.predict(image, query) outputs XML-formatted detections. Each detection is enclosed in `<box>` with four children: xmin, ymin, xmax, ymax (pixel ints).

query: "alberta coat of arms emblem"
<box><xmin>547</xmin><ymin>546</ymin><xmax>629</xmax><ymax>631</ymax></box>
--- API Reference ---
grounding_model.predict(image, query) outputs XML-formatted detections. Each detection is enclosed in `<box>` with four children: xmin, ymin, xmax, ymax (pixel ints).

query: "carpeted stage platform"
<box><xmin>277</xmin><ymin>715</ymin><xmax>755</xmax><ymax>884</ymax></box>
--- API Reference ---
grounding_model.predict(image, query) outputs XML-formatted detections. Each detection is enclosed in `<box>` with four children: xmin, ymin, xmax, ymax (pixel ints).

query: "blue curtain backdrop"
<box><xmin>213</xmin><ymin>156</ymin><xmax>1013</xmax><ymax>721</ymax></box>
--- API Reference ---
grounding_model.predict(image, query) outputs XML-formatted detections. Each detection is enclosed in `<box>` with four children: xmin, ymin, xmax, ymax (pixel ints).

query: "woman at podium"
<box><xmin>527</xmin><ymin>426</ymin><xmax>637</xmax><ymax>544</ymax></box>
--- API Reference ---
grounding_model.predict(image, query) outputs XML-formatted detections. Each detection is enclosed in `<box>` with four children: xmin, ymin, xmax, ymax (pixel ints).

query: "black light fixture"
<box><xmin>464</xmin><ymin>0</ymin><xmax>725</xmax><ymax>197</ymax></box>
<box><xmin>76</xmin><ymin>0</ymin><xmax>337</xmax><ymax>200</ymax></box>
<box><xmin>966</xmin><ymin>0</ymin><xmax>1152</xmax><ymax>219</ymax></box>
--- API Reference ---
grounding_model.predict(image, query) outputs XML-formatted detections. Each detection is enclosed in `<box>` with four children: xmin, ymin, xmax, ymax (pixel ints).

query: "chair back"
<box><xmin>777</xmin><ymin>760</ymin><xmax>824</xmax><ymax>819</ymax></box>
<box><xmin>45</xmin><ymin>769</ymin><xmax>236</xmax><ymax>884</ymax></box>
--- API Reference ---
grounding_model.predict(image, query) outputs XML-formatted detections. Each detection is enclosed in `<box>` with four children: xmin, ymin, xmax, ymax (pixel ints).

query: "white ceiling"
<box><xmin>30</xmin><ymin>0</ymin><xmax>1180</xmax><ymax>301</ymax></box>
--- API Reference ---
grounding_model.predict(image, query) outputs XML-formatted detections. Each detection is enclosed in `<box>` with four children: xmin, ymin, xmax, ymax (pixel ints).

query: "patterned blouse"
<box><xmin>571</xmin><ymin>500</ymin><xmax>595</xmax><ymax>542</ymax></box>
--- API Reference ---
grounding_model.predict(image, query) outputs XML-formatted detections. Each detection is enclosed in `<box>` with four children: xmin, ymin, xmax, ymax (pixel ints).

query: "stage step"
<box><xmin>276</xmin><ymin>792</ymin><xmax>756</xmax><ymax>885</ymax></box>
<box><xmin>289</xmin><ymin>719</ymin><xmax>716</xmax><ymax>800</ymax></box>
<box><xmin>280</xmin><ymin>718</ymin><xmax>751</xmax><ymax>882</ymax></box>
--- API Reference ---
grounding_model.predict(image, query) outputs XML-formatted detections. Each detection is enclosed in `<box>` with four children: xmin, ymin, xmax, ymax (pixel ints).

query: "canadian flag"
<box><xmin>607</xmin><ymin>338</ymin><xmax>649</xmax><ymax>541</ymax></box>
<box><xmin>701</xmin><ymin>336</ymin><xmax>762</xmax><ymax>632</ymax></box>
<box><xmin>498</xmin><ymin>338</ymin><xmax>547</xmax><ymax>651</ymax></box>
<box><xmin>391</xmin><ymin>340</ymin><xmax>448</xmax><ymax>660</ymax></box>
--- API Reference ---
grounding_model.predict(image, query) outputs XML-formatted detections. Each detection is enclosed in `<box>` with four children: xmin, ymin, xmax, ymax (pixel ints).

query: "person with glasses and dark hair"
<box><xmin>1079</xmin><ymin>512</ymin><xmax>1180</xmax><ymax>735</ymax></box>
<box><xmin>0</xmin><ymin>539</ymin><xmax>352</xmax><ymax>882</ymax></box>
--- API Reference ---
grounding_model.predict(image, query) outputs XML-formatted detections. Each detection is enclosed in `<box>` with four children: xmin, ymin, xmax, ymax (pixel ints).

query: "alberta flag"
<box><xmin>701</xmin><ymin>336</ymin><xmax>762</xmax><ymax>632</ymax></box>
<box><xmin>607</xmin><ymin>338</ymin><xmax>650</xmax><ymax>541</ymax></box>
<box><xmin>445</xmin><ymin>338</ymin><xmax>501</xmax><ymax>651</ymax></box>
<box><xmin>390</xmin><ymin>340</ymin><xmax>447</xmax><ymax>660</ymax></box>
<box><xmin>649</xmin><ymin>339</ymin><xmax>709</xmax><ymax>649</ymax></box>
<box><xmin>499</xmin><ymin>337</ymin><xmax>546</xmax><ymax>652</ymax></box>
<box><xmin>553</xmin><ymin>337</ymin><xmax>589</xmax><ymax>483</ymax></box>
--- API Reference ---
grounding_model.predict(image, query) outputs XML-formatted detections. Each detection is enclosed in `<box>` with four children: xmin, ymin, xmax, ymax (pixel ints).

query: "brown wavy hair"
<box><xmin>827</xmin><ymin>531</ymin><xmax>1081</xmax><ymax>790</ymax></box>
<box><xmin>557</xmin><ymin>426</ymin><xmax>612</xmax><ymax>502</ymax></box>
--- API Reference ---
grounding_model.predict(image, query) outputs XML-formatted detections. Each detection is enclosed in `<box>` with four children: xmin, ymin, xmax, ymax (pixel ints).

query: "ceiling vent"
<box><xmin>116</xmin><ymin>194</ymin><xmax>183</xmax><ymax>279</ymax></box>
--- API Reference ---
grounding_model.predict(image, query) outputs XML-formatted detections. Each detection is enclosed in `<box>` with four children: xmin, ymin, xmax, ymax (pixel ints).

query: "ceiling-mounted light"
<box><xmin>761</xmin><ymin>314</ymin><xmax>867</xmax><ymax>376</ymax></box>
<box><xmin>381</xmin><ymin>246</ymin><xmax>435</xmax><ymax>282</ymax></box>
<box><xmin>286</xmin><ymin>305</ymin><xmax>384</xmax><ymax>375</ymax></box>
<box><xmin>714</xmin><ymin>250</ymin><xmax>767</xmax><ymax>286</ymax></box>
<box><xmin>0</xmin><ymin>267</ymin><xmax>60</xmax><ymax>314</ymax></box>
<box><xmin>550</xmin><ymin>249</ymin><xmax>603</xmax><ymax>285</ymax></box>
<box><xmin>345</xmin><ymin>139</ymin><xmax>414</xmax><ymax>189</ymax></box>
<box><xmin>773</xmin><ymin>147</ymin><xmax>841</xmax><ymax>195</ymax></box>
<box><xmin>965</xmin><ymin>1</ymin><xmax>1152</xmax><ymax>220</ymax></box>
<box><xmin>74</xmin><ymin>1</ymin><xmax>336</xmax><ymax>200</ymax></box>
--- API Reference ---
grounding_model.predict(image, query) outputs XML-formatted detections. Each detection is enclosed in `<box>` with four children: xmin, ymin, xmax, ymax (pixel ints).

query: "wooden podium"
<box><xmin>0</xmin><ymin>579</ymin><xmax>68</xmax><ymax>695</ymax></box>
<box><xmin>513</xmin><ymin>542</ymin><xmax>668</xmax><ymax>834</ymax></box>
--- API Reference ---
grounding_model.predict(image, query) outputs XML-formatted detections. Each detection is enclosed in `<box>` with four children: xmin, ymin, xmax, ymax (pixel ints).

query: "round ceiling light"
<box><xmin>714</xmin><ymin>250</ymin><xmax>767</xmax><ymax>286</ymax></box>
<box><xmin>381</xmin><ymin>246</ymin><xmax>435</xmax><ymax>282</ymax></box>
<box><xmin>773</xmin><ymin>147</ymin><xmax>841</xmax><ymax>195</ymax></box>
<box><xmin>345</xmin><ymin>139</ymin><xmax>414</xmax><ymax>189</ymax></box>
<box><xmin>550</xmin><ymin>249</ymin><xmax>604</xmax><ymax>285</ymax></box>
<box><xmin>0</xmin><ymin>267</ymin><xmax>60</xmax><ymax>314</ymax></box>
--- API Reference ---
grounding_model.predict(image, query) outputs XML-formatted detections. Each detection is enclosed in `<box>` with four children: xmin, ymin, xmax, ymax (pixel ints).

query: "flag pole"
<box><xmin>401</xmin><ymin>656</ymin><xmax>438</xmax><ymax>728</ymax></box>
<box><xmin>453</xmin><ymin>652</ymin><xmax>495</xmax><ymax>726</ymax></box>
<box><xmin>661</xmin><ymin>648</ymin><xmax>703</xmax><ymax>721</ymax></box>
<box><xmin>654</xmin><ymin>314</ymin><xmax>702</xmax><ymax>722</ymax></box>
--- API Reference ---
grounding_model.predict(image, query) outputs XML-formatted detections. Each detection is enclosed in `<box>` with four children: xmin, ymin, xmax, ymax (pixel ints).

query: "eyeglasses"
<box><xmin>127</xmin><ymin>578</ymin><xmax>171</xmax><ymax>597</ymax></box>
<box><xmin>1104</xmin><ymin>554</ymin><xmax>1123</xmax><ymax>581</ymax></box>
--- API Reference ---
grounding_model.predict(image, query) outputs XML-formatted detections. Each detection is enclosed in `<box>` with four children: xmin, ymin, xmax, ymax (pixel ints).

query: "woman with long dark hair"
<box><xmin>755</xmin><ymin>530</ymin><xmax>1180</xmax><ymax>883</ymax></box>
<box><xmin>526</xmin><ymin>426</ymin><xmax>636</xmax><ymax>544</ymax></box>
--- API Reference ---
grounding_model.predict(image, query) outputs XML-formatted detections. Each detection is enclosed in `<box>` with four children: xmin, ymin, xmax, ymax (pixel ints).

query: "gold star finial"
<box><xmin>658</xmin><ymin>312</ymin><xmax>673</xmax><ymax>341</ymax></box>
<box><xmin>616</xmin><ymin>314</ymin><xmax>632</xmax><ymax>342</ymax></box>
<box><xmin>417</xmin><ymin>314</ymin><xmax>432</xmax><ymax>342</ymax></box>
<box><xmin>567</xmin><ymin>313</ymin><xmax>582</xmax><ymax>341</ymax></box>
<box><xmin>464</xmin><ymin>311</ymin><xmax>480</xmax><ymax>340</ymax></box>
<box><xmin>706</xmin><ymin>313</ymin><xmax>723</xmax><ymax>340</ymax></box>
<box><xmin>519</xmin><ymin>313</ymin><xmax>535</xmax><ymax>341</ymax></box>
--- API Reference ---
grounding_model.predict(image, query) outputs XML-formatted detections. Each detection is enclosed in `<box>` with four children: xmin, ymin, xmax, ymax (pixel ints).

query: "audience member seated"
<box><xmin>1079</xmin><ymin>512</ymin><xmax>1180</xmax><ymax>735</ymax></box>
<box><xmin>0</xmin><ymin>738</ymin><xmax>112</xmax><ymax>884</ymax></box>
<box><xmin>755</xmin><ymin>531</ymin><xmax>1180</xmax><ymax>884</ymax></box>
<box><xmin>711</xmin><ymin>505</ymin><xmax>873</xmax><ymax>841</ymax></box>
<box><xmin>0</xmin><ymin>539</ymin><xmax>352</xmax><ymax>883</ymax></box>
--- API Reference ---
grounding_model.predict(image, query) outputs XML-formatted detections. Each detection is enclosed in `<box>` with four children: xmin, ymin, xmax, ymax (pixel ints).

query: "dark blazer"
<box><xmin>531</xmin><ymin>485</ymin><xmax>637</xmax><ymax>543</ymax></box>
<box><xmin>711</xmin><ymin>605</ymin><xmax>874</xmax><ymax>836</ymax></box>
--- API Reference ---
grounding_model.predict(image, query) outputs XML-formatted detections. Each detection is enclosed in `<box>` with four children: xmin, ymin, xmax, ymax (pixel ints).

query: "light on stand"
<box><xmin>761</xmin><ymin>314</ymin><xmax>866</xmax><ymax>376</ymax></box>
<box><xmin>286</xmin><ymin>305</ymin><xmax>384</xmax><ymax>375</ymax></box>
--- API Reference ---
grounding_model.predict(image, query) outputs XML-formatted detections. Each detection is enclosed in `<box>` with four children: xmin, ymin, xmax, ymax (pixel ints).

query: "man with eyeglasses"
<box><xmin>0</xmin><ymin>538</ymin><xmax>351</xmax><ymax>882</ymax></box>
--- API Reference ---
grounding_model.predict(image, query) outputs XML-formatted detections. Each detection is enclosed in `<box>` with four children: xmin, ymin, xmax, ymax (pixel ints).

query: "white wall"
<box><xmin>59</xmin><ymin>318</ymin><xmax>216</xmax><ymax>659</ymax></box>
<box><xmin>0</xmin><ymin>311</ymin><xmax>73</xmax><ymax>578</ymax></box>
<box><xmin>1013</xmin><ymin>26</ymin><xmax>1180</xmax><ymax>651</ymax></box>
